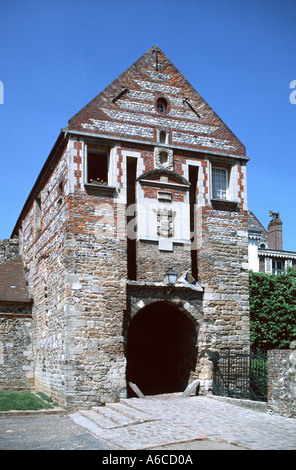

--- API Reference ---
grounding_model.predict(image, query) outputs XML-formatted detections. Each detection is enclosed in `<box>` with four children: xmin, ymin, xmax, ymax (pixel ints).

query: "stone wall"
<box><xmin>0</xmin><ymin>306</ymin><xmax>34</xmax><ymax>391</ymax></box>
<box><xmin>200</xmin><ymin>207</ymin><xmax>250</xmax><ymax>351</ymax></box>
<box><xmin>20</xmin><ymin>145</ymin><xmax>69</xmax><ymax>407</ymax></box>
<box><xmin>0</xmin><ymin>238</ymin><xmax>19</xmax><ymax>264</ymax></box>
<box><xmin>0</xmin><ymin>238</ymin><xmax>33</xmax><ymax>392</ymax></box>
<box><xmin>195</xmin><ymin>205</ymin><xmax>250</xmax><ymax>390</ymax></box>
<box><xmin>15</xmin><ymin>135</ymin><xmax>250</xmax><ymax>410</ymax></box>
<box><xmin>19</xmin><ymin>137</ymin><xmax>129</xmax><ymax>410</ymax></box>
<box><xmin>63</xmin><ymin>191</ymin><xmax>127</xmax><ymax>410</ymax></box>
<box><xmin>267</xmin><ymin>344</ymin><xmax>296</xmax><ymax>418</ymax></box>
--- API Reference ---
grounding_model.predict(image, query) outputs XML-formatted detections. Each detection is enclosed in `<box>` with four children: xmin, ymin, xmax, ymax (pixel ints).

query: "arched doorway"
<box><xmin>126</xmin><ymin>301</ymin><xmax>197</xmax><ymax>397</ymax></box>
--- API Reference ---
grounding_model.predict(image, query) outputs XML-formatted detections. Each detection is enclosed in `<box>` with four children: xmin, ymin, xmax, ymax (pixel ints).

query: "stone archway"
<box><xmin>126</xmin><ymin>301</ymin><xmax>198</xmax><ymax>397</ymax></box>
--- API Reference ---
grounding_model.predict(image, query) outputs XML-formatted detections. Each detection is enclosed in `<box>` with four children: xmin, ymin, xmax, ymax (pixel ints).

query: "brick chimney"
<box><xmin>268</xmin><ymin>211</ymin><xmax>283</xmax><ymax>250</ymax></box>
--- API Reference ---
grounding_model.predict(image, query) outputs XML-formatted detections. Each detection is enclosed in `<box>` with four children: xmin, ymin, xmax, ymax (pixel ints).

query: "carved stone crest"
<box><xmin>154</xmin><ymin>147</ymin><xmax>173</xmax><ymax>170</ymax></box>
<box><xmin>156</xmin><ymin>207</ymin><xmax>176</xmax><ymax>238</ymax></box>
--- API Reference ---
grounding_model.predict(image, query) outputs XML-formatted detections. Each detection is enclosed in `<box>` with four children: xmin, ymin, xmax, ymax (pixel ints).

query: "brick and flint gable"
<box><xmin>67</xmin><ymin>45</ymin><xmax>246</xmax><ymax>158</ymax></box>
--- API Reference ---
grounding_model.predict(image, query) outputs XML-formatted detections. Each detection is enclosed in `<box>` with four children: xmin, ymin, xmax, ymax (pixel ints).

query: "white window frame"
<box><xmin>265</xmin><ymin>257</ymin><xmax>272</xmax><ymax>274</ymax></box>
<box><xmin>272</xmin><ymin>259</ymin><xmax>283</xmax><ymax>275</ymax></box>
<box><xmin>85</xmin><ymin>144</ymin><xmax>110</xmax><ymax>185</ymax></box>
<box><xmin>212</xmin><ymin>167</ymin><xmax>229</xmax><ymax>200</ymax></box>
<box><xmin>285</xmin><ymin>259</ymin><xmax>293</xmax><ymax>271</ymax></box>
<box><xmin>157</xmin><ymin>129</ymin><xmax>169</xmax><ymax>145</ymax></box>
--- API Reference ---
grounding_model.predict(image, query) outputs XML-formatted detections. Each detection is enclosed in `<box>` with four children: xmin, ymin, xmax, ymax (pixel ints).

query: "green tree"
<box><xmin>249</xmin><ymin>268</ymin><xmax>296</xmax><ymax>352</ymax></box>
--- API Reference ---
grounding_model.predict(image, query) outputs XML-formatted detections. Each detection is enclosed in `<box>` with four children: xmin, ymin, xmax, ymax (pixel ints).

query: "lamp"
<box><xmin>164</xmin><ymin>267</ymin><xmax>178</xmax><ymax>287</ymax></box>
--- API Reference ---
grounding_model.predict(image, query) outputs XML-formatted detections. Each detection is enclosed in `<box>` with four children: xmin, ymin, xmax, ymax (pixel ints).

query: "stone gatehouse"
<box><xmin>0</xmin><ymin>46</ymin><xmax>250</xmax><ymax>411</ymax></box>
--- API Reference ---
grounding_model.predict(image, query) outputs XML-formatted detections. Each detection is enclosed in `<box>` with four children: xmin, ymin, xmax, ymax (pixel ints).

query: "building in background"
<box><xmin>248</xmin><ymin>211</ymin><xmax>296</xmax><ymax>274</ymax></box>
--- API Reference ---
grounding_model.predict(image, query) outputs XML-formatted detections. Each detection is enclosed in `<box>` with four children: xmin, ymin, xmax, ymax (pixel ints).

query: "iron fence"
<box><xmin>211</xmin><ymin>351</ymin><xmax>267</xmax><ymax>402</ymax></box>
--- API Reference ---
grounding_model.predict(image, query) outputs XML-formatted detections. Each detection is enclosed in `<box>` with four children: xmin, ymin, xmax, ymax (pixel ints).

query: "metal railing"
<box><xmin>211</xmin><ymin>351</ymin><xmax>267</xmax><ymax>402</ymax></box>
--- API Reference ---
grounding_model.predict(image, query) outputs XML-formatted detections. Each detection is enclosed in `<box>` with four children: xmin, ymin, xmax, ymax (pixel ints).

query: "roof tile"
<box><xmin>0</xmin><ymin>256</ymin><xmax>31</xmax><ymax>304</ymax></box>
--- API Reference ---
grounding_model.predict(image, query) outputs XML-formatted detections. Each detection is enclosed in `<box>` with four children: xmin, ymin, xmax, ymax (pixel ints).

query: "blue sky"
<box><xmin>0</xmin><ymin>0</ymin><xmax>295</xmax><ymax>250</ymax></box>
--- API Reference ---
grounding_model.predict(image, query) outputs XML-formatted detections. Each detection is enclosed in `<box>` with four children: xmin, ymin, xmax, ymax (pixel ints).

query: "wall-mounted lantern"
<box><xmin>164</xmin><ymin>267</ymin><xmax>178</xmax><ymax>287</ymax></box>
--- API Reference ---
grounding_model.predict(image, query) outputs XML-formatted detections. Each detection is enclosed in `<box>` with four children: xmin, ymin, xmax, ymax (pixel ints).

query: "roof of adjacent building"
<box><xmin>258</xmin><ymin>248</ymin><xmax>296</xmax><ymax>260</ymax></box>
<box><xmin>0</xmin><ymin>256</ymin><xmax>32</xmax><ymax>304</ymax></box>
<box><xmin>248</xmin><ymin>210</ymin><xmax>296</xmax><ymax>259</ymax></box>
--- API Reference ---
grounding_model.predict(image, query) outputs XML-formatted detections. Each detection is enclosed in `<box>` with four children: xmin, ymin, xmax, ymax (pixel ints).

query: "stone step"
<box><xmin>105</xmin><ymin>402</ymin><xmax>151</xmax><ymax>423</ymax></box>
<box><xmin>92</xmin><ymin>405</ymin><xmax>136</xmax><ymax>427</ymax></box>
<box><xmin>71</xmin><ymin>400</ymin><xmax>154</xmax><ymax>434</ymax></box>
<box><xmin>79</xmin><ymin>409</ymin><xmax>119</xmax><ymax>429</ymax></box>
<box><xmin>69</xmin><ymin>412</ymin><xmax>107</xmax><ymax>437</ymax></box>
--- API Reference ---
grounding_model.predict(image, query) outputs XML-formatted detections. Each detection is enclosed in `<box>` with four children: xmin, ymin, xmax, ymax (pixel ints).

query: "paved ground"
<box><xmin>1</xmin><ymin>394</ymin><xmax>296</xmax><ymax>451</ymax></box>
<box><xmin>0</xmin><ymin>413</ymin><xmax>118</xmax><ymax>450</ymax></box>
<box><xmin>0</xmin><ymin>413</ymin><xmax>239</xmax><ymax>451</ymax></box>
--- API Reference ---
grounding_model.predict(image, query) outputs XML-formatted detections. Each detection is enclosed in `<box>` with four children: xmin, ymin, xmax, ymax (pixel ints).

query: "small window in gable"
<box><xmin>58</xmin><ymin>180</ymin><xmax>64</xmax><ymax>195</ymax></box>
<box><xmin>156</xmin><ymin>97</ymin><xmax>167</xmax><ymax>113</ymax></box>
<box><xmin>57</xmin><ymin>179</ymin><xmax>64</xmax><ymax>205</ymax></box>
<box><xmin>35</xmin><ymin>195</ymin><xmax>42</xmax><ymax>235</ymax></box>
<box><xmin>87</xmin><ymin>151</ymin><xmax>108</xmax><ymax>185</ymax></box>
<box><xmin>158</xmin><ymin>130</ymin><xmax>169</xmax><ymax>145</ymax></box>
<box><xmin>159</xmin><ymin>131</ymin><xmax>166</xmax><ymax>143</ymax></box>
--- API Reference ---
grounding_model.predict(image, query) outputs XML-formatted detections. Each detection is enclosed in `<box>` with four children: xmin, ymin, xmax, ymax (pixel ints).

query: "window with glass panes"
<box><xmin>212</xmin><ymin>167</ymin><xmax>228</xmax><ymax>200</ymax></box>
<box><xmin>272</xmin><ymin>260</ymin><xmax>283</xmax><ymax>275</ymax></box>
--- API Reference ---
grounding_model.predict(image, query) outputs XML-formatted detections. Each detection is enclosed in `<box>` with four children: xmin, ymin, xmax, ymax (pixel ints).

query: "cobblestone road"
<box><xmin>70</xmin><ymin>393</ymin><xmax>296</xmax><ymax>450</ymax></box>
<box><xmin>1</xmin><ymin>394</ymin><xmax>296</xmax><ymax>450</ymax></box>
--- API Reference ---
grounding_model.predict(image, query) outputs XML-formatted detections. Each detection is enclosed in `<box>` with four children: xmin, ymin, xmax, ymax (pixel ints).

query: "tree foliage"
<box><xmin>249</xmin><ymin>268</ymin><xmax>296</xmax><ymax>352</ymax></box>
